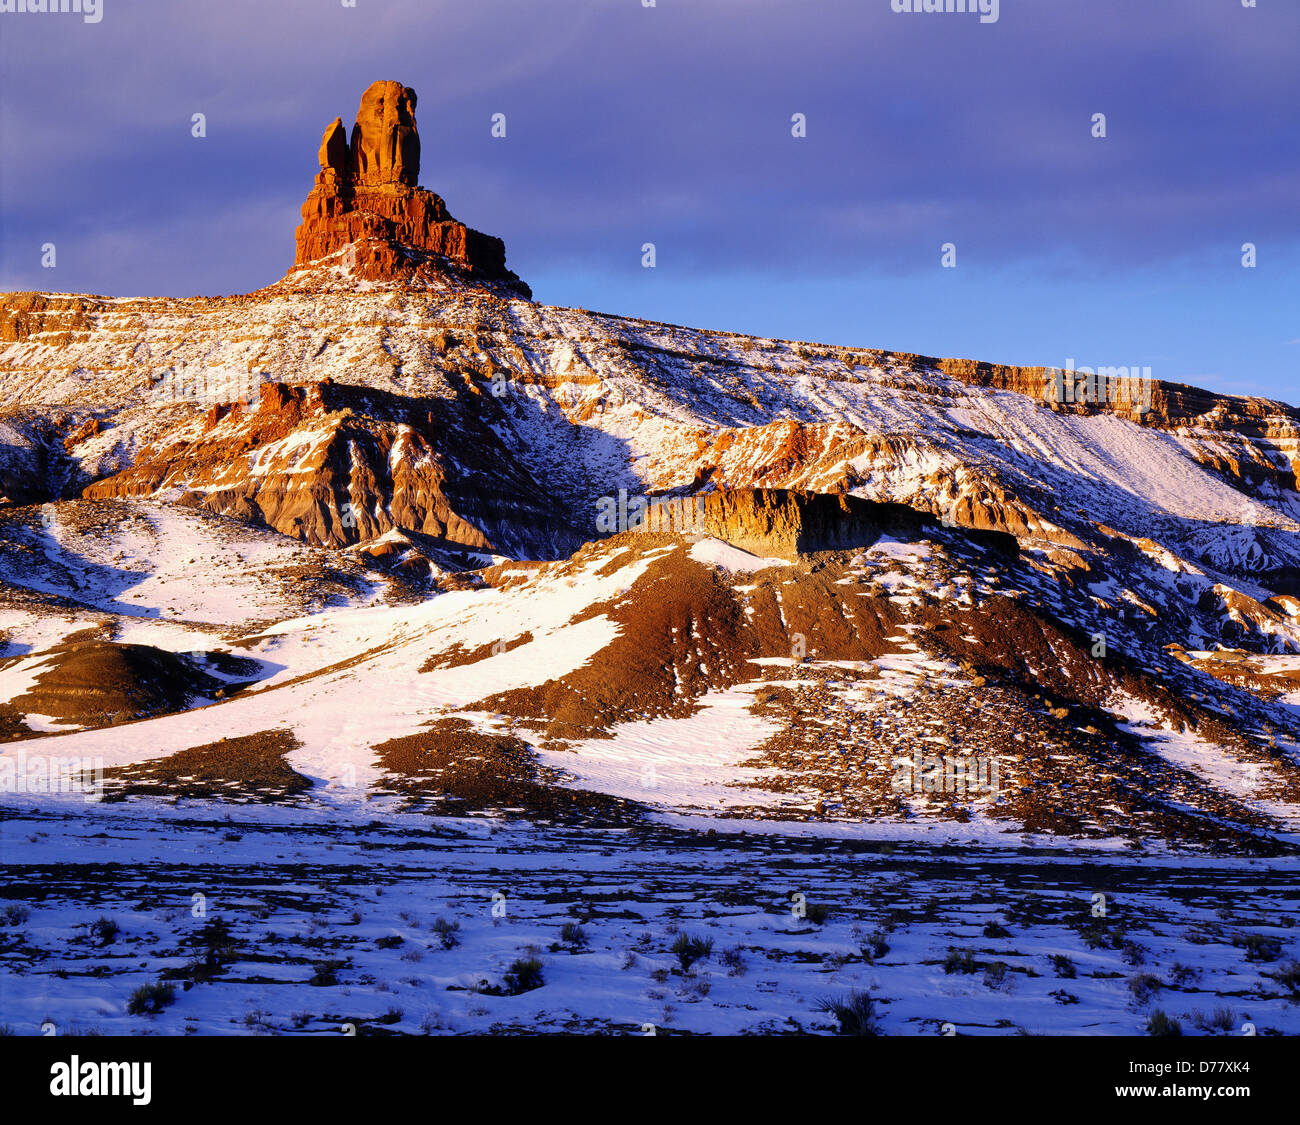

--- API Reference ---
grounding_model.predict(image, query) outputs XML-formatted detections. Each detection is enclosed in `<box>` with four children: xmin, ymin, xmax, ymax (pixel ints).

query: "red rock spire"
<box><xmin>292</xmin><ymin>80</ymin><xmax>529</xmax><ymax>298</ymax></box>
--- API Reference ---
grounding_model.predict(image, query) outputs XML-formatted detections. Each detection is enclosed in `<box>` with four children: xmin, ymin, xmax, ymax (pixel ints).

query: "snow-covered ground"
<box><xmin>534</xmin><ymin>686</ymin><xmax>784</xmax><ymax>810</ymax></box>
<box><xmin>2</xmin><ymin>794</ymin><xmax>1297</xmax><ymax>1037</ymax></box>
<box><xmin>3</xmin><ymin>280</ymin><xmax>1300</xmax><ymax>1036</ymax></box>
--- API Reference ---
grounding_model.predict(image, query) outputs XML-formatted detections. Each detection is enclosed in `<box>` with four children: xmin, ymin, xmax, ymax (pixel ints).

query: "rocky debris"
<box><xmin>931</xmin><ymin>355</ymin><xmax>1300</xmax><ymax>446</ymax></box>
<box><xmin>292</xmin><ymin>80</ymin><xmax>530</xmax><ymax>298</ymax></box>
<box><xmin>98</xmin><ymin>729</ymin><xmax>312</xmax><ymax>803</ymax></box>
<box><xmin>371</xmin><ymin>717</ymin><xmax>641</xmax><ymax>822</ymax></box>
<box><xmin>740</xmin><ymin>657</ymin><xmax>1281</xmax><ymax>851</ymax></box>
<box><xmin>0</xmin><ymin>270</ymin><xmax>1295</xmax><ymax>576</ymax></box>
<box><xmin>62</xmin><ymin>416</ymin><xmax>104</xmax><ymax>451</ymax></box>
<box><xmin>632</xmin><ymin>488</ymin><xmax>899</xmax><ymax>558</ymax></box>
<box><xmin>460</xmin><ymin>534</ymin><xmax>1299</xmax><ymax>848</ymax></box>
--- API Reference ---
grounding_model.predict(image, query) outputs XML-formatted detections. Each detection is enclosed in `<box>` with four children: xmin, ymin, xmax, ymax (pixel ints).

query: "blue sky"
<box><xmin>1</xmin><ymin>0</ymin><xmax>1296</xmax><ymax>402</ymax></box>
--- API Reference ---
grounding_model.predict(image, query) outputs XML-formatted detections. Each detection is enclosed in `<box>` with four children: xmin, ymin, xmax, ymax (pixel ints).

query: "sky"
<box><xmin>1</xmin><ymin>0</ymin><xmax>1297</xmax><ymax>403</ymax></box>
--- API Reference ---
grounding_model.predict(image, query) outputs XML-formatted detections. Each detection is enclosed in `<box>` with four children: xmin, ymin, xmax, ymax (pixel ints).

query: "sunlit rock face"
<box><xmin>293</xmin><ymin>80</ymin><xmax>530</xmax><ymax>298</ymax></box>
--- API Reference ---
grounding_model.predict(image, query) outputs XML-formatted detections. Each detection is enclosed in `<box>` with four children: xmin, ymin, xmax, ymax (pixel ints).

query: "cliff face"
<box><xmin>81</xmin><ymin>379</ymin><xmax>579</xmax><ymax>560</ymax></box>
<box><xmin>1</xmin><ymin>278</ymin><xmax>1297</xmax><ymax>595</ymax></box>
<box><xmin>634</xmin><ymin>488</ymin><xmax>1017</xmax><ymax>560</ymax></box>
<box><xmin>0</xmin><ymin>79</ymin><xmax>1297</xmax><ymax>621</ymax></box>
<box><xmin>930</xmin><ymin>356</ymin><xmax>1300</xmax><ymax>439</ymax></box>
<box><xmin>292</xmin><ymin>80</ymin><xmax>529</xmax><ymax>298</ymax></box>
<box><xmin>3</xmin><ymin>84</ymin><xmax>1300</xmax><ymax>868</ymax></box>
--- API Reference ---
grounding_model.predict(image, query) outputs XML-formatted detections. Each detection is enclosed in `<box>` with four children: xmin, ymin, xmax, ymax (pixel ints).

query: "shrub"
<box><xmin>983</xmin><ymin>961</ymin><xmax>1010</xmax><ymax>990</ymax></box>
<box><xmin>90</xmin><ymin>916</ymin><xmax>120</xmax><ymax>945</ymax></box>
<box><xmin>943</xmin><ymin>949</ymin><xmax>977</xmax><ymax>975</ymax></box>
<box><xmin>817</xmin><ymin>990</ymin><xmax>880</xmax><ymax>1036</ymax></box>
<box><xmin>432</xmin><ymin>918</ymin><xmax>460</xmax><ymax>950</ymax></box>
<box><xmin>1168</xmin><ymin>963</ymin><xmax>1200</xmax><ymax>986</ymax></box>
<box><xmin>683</xmin><ymin>975</ymin><xmax>712</xmax><ymax>1000</ymax></box>
<box><xmin>1121</xmin><ymin>941</ymin><xmax>1147</xmax><ymax>966</ymax></box>
<box><xmin>178</xmin><ymin>953</ymin><xmax>223</xmax><ymax>984</ymax></box>
<box><xmin>1145</xmin><ymin>1009</ymin><xmax>1182</xmax><ymax>1037</ymax></box>
<box><xmin>1192</xmin><ymin>1006</ymin><xmax>1235</xmax><ymax>1033</ymax></box>
<box><xmin>193</xmin><ymin>918</ymin><xmax>236</xmax><ymax>959</ymax></box>
<box><xmin>0</xmin><ymin>905</ymin><xmax>30</xmax><ymax>927</ymax></box>
<box><xmin>983</xmin><ymin>921</ymin><xmax>1011</xmax><ymax>939</ymax></box>
<box><xmin>1129</xmin><ymin>973</ymin><xmax>1163</xmax><ymax>1004</ymax></box>
<box><xmin>1235</xmin><ymin>934</ymin><xmax>1283</xmax><ymax>963</ymax></box>
<box><xmin>560</xmin><ymin>922</ymin><xmax>589</xmax><ymax>948</ymax></box>
<box><xmin>127</xmin><ymin>981</ymin><xmax>175</xmax><ymax>1016</ymax></box>
<box><xmin>671</xmin><ymin>933</ymin><xmax>714</xmax><ymax>972</ymax></box>
<box><xmin>503</xmin><ymin>956</ymin><xmax>545</xmax><ymax>995</ymax></box>
<box><xmin>173</xmin><ymin>917</ymin><xmax>239</xmax><ymax>982</ymax></box>
<box><xmin>309</xmin><ymin>959</ymin><xmax>346</xmax><ymax>987</ymax></box>
<box><xmin>1078</xmin><ymin>923</ymin><xmax>1111</xmax><ymax>950</ymax></box>
<box><xmin>720</xmin><ymin>946</ymin><xmax>747</xmax><ymax>976</ymax></box>
<box><xmin>1268</xmin><ymin>960</ymin><xmax>1300</xmax><ymax>995</ymax></box>
<box><xmin>1050</xmin><ymin>954</ymin><xmax>1077</xmax><ymax>979</ymax></box>
<box><xmin>861</xmin><ymin>930</ymin><xmax>890</xmax><ymax>964</ymax></box>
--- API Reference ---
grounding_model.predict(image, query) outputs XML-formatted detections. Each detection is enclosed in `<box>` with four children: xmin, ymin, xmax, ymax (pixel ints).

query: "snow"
<box><xmin>863</xmin><ymin>538</ymin><xmax>932</xmax><ymax>563</ymax></box>
<box><xmin>4</xmin><ymin>276</ymin><xmax>1300</xmax><ymax>1035</ymax></box>
<box><xmin>1111</xmin><ymin>692</ymin><xmax>1300</xmax><ymax>837</ymax></box>
<box><xmin>0</xmin><ymin>545</ymin><xmax>659</xmax><ymax>790</ymax></box>
<box><xmin>1</xmin><ymin>502</ymin><xmax>379</xmax><ymax>630</ymax></box>
<box><xmin>535</xmin><ymin>686</ymin><xmax>784</xmax><ymax>811</ymax></box>
<box><xmin>15</xmin><ymin>714</ymin><xmax>82</xmax><ymax>733</ymax></box>
<box><xmin>687</xmin><ymin>537</ymin><xmax>788</xmax><ymax>573</ymax></box>
<box><xmin>1</xmin><ymin>794</ymin><xmax>1297</xmax><ymax>1036</ymax></box>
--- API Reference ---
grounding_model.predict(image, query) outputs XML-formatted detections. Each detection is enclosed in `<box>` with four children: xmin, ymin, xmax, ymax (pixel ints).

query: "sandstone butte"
<box><xmin>293</xmin><ymin>79</ymin><xmax>530</xmax><ymax>299</ymax></box>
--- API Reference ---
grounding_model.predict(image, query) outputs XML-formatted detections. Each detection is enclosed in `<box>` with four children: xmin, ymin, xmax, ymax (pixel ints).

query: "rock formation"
<box><xmin>293</xmin><ymin>80</ymin><xmax>530</xmax><ymax>298</ymax></box>
<box><xmin>633</xmin><ymin>488</ymin><xmax>1019</xmax><ymax>560</ymax></box>
<box><xmin>348</xmin><ymin>81</ymin><xmax>420</xmax><ymax>187</ymax></box>
<box><xmin>81</xmin><ymin>379</ymin><xmax>577</xmax><ymax>560</ymax></box>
